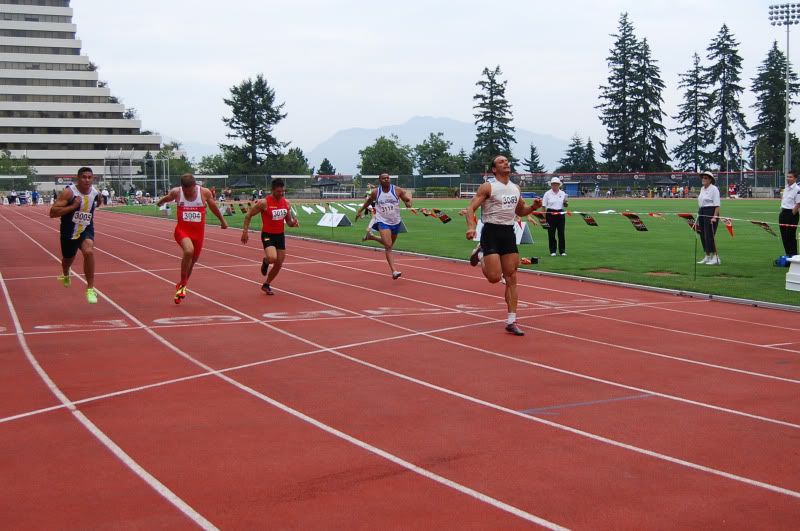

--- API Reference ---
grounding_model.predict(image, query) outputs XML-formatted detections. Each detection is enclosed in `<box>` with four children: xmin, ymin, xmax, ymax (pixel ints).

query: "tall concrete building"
<box><xmin>0</xmin><ymin>0</ymin><xmax>161</xmax><ymax>182</ymax></box>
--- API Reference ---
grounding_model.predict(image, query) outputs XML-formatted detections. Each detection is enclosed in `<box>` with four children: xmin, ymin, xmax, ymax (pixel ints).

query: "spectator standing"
<box><xmin>542</xmin><ymin>177</ymin><xmax>568</xmax><ymax>256</ymax></box>
<box><xmin>696</xmin><ymin>171</ymin><xmax>722</xmax><ymax>265</ymax></box>
<box><xmin>779</xmin><ymin>170</ymin><xmax>800</xmax><ymax>257</ymax></box>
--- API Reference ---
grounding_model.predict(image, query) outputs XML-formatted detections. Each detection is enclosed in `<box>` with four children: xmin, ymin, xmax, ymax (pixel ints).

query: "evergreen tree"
<box><xmin>598</xmin><ymin>13</ymin><xmax>639</xmax><ymax>172</ymax></box>
<box><xmin>630</xmin><ymin>38</ymin><xmax>670</xmax><ymax>171</ymax></box>
<box><xmin>221</xmin><ymin>74</ymin><xmax>287</xmax><ymax>170</ymax></box>
<box><xmin>318</xmin><ymin>158</ymin><xmax>336</xmax><ymax>175</ymax></box>
<box><xmin>522</xmin><ymin>143</ymin><xmax>546</xmax><ymax>173</ymax></box>
<box><xmin>470</xmin><ymin>66</ymin><xmax>516</xmax><ymax>172</ymax></box>
<box><xmin>358</xmin><ymin>135</ymin><xmax>414</xmax><ymax>175</ymax></box>
<box><xmin>705</xmin><ymin>24</ymin><xmax>748</xmax><ymax>170</ymax></box>
<box><xmin>268</xmin><ymin>147</ymin><xmax>311</xmax><ymax>175</ymax></box>
<box><xmin>414</xmin><ymin>132</ymin><xmax>462</xmax><ymax>174</ymax></box>
<box><xmin>556</xmin><ymin>135</ymin><xmax>586</xmax><ymax>173</ymax></box>
<box><xmin>750</xmin><ymin>41</ymin><xmax>800</xmax><ymax>170</ymax></box>
<box><xmin>672</xmin><ymin>53</ymin><xmax>715</xmax><ymax>172</ymax></box>
<box><xmin>583</xmin><ymin>138</ymin><xmax>599</xmax><ymax>172</ymax></box>
<box><xmin>456</xmin><ymin>148</ymin><xmax>470</xmax><ymax>174</ymax></box>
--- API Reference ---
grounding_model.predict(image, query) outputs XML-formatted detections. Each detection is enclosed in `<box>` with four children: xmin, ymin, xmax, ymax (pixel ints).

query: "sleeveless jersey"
<box><xmin>374</xmin><ymin>185</ymin><xmax>401</xmax><ymax>225</ymax></box>
<box><xmin>60</xmin><ymin>183</ymin><xmax>100</xmax><ymax>240</ymax></box>
<box><xmin>175</xmin><ymin>185</ymin><xmax>206</xmax><ymax>239</ymax></box>
<box><xmin>481</xmin><ymin>179</ymin><xmax>520</xmax><ymax>226</ymax></box>
<box><xmin>260</xmin><ymin>195</ymin><xmax>289</xmax><ymax>233</ymax></box>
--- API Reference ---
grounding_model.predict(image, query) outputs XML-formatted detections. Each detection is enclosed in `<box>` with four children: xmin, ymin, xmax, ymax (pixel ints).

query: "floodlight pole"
<box><xmin>770</xmin><ymin>3</ymin><xmax>800</xmax><ymax>179</ymax></box>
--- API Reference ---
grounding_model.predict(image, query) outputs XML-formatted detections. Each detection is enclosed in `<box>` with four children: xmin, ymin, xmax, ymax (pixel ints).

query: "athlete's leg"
<box><xmin>61</xmin><ymin>255</ymin><xmax>75</xmax><ymax>277</ymax></box>
<box><xmin>79</xmin><ymin>238</ymin><xmax>95</xmax><ymax>289</ymax></box>
<box><xmin>500</xmin><ymin>253</ymin><xmax>520</xmax><ymax>313</ymax></box>
<box><xmin>266</xmin><ymin>249</ymin><xmax>285</xmax><ymax>284</ymax></box>
<box><xmin>481</xmin><ymin>253</ymin><xmax>503</xmax><ymax>283</ymax></box>
<box><xmin>178</xmin><ymin>237</ymin><xmax>195</xmax><ymax>285</ymax></box>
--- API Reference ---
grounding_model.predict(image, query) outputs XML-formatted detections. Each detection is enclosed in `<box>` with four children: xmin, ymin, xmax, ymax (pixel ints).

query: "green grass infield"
<box><xmin>111</xmin><ymin>197</ymin><xmax>799</xmax><ymax>307</ymax></box>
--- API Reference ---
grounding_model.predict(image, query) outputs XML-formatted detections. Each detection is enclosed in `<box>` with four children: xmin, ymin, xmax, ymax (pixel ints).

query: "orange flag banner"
<box><xmin>578</xmin><ymin>212</ymin><xmax>599</xmax><ymax>226</ymax></box>
<box><xmin>722</xmin><ymin>217</ymin><xmax>734</xmax><ymax>237</ymax></box>
<box><xmin>530</xmin><ymin>211</ymin><xmax>550</xmax><ymax>230</ymax></box>
<box><xmin>751</xmin><ymin>221</ymin><xmax>777</xmax><ymax>236</ymax></box>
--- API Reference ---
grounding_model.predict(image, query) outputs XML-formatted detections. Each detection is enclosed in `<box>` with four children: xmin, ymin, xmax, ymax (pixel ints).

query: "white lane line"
<box><xmin>0</xmin><ymin>273</ymin><xmax>218</xmax><ymax>530</ymax></box>
<box><xmin>3</xmin><ymin>212</ymin><xmax>564</xmax><ymax>530</ymax></box>
<box><xmin>91</xmin><ymin>214</ymin><xmax>800</xmax><ymax>413</ymax></box>
<box><xmin>65</xmin><ymin>223</ymin><xmax>800</xmax><ymax>500</ymax></box>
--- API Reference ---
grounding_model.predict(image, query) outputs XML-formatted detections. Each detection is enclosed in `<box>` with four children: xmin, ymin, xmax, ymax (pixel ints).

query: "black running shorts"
<box><xmin>480</xmin><ymin>223</ymin><xmax>517</xmax><ymax>256</ymax></box>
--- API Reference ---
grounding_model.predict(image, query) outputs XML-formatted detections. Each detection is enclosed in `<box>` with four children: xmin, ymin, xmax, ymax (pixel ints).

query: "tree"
<box><xmin>583</xmin><ymin>138</ymin><xmax>599</xmax><ymax>172</ymax></box>
<box><xmin>471</xmin><ymin>66</ymin><xmax>516</xmax><ymax>172</ymax></box>
<box><xmin>318</xmin><ymin>158</ymin><xmax>336</xmax><ymax>175</ymax></box>
<box><xmin>598</xmin><ymin>13</ymin><xmax>640</xmax><ymax>172</ymax></box>
<box><xmin>522</xmin><ymin>143</ymin><xmax>546</xmax><ymax>173</ymax></box>
<box><xmin>672</xmin><ymin>53</ymin><xmax>715</xmax><ymax>172</ymax></box>
<box><xmin>750</xmin><ymin>41</ymin><xmax>800</xmax><ymax>171</ymax></box>
<box><xmin>556</xmin><ymin>135</ymin><xmax>586</xmax><ymax>173</ymax></box>
<box><xmin>705</xmin><ymin>24</ymin><xmax>748</xmax><ymax>171</ymax></box>
<box><xmin>197</xmin><ymin>145</ymin><xmax>250</xmax><ymax>175</ymax></box>
<box><xmin>358</xmin><ymin>135</ymin><xmax>413</xmax><ymax>175</ymax></box>
<box><xmin>0</xmin><ymin>150</ymin><xmax>35</xmax><ymax>190</ymax></box>
<box><xmin>268</xmin><ymin>147</ymin><xmax>311</xmax><ymax>175</ymax></box>
<box><xmin>221</xmin><ymin>74</ymin><xmax>287</xmax><ymax>170</ymax></box>
<box><xmin>414</xmin><ymin>132</ymin><xmax>462</xmax><ymax>174</ymax></box>
<box><xmin>630</xmin><ymin>38</ymin><xmax>670</xmax><ymax>171</ymax></box>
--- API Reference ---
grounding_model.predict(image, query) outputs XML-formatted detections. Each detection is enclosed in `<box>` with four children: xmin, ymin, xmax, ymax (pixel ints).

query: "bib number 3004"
<box><xmin>72</xmin><ymin>210</ymin><xmax>93</xmax><ymax>225</ymax></box>
<box><xmin>182</xmin><ymin>211</ymin><xmax>203</xmax><ymax>223</ymax></box>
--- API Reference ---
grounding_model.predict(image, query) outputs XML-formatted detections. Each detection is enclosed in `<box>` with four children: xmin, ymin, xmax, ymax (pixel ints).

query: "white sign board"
<box><xmin>317</xmin><ymin>213</ymin><xmax>352</xmax><ymax>227</ymax></box>
<box><xmin>473</xmin><ymin>220</ymin><xmax>533</xmax><ymax>245</ymax></box>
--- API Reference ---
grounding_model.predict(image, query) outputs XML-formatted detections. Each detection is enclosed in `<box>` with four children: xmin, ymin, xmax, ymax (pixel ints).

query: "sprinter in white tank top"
<box><xmin>465</xmin><ymin>155</ymin><xmax>543</xmax><ymax>336</ymax></box>
<box><xmin>356</xmin><ymin>172</ymin><xmax>413</xmax><ymax>279</ymax></box>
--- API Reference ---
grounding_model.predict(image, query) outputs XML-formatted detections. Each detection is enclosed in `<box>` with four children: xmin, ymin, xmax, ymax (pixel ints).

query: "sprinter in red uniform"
<box><xmin>157</xmin><ymin>174</ymin><xmax>228</xmax><ymax>303</ymax></box>
<box><xmin>241</xmin><ymin>178</ymin><xmax>299</xmax><ymax>295</ymax></box>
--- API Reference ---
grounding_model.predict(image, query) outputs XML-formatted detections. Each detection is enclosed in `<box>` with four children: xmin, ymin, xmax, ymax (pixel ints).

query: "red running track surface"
<box><xmin>0</xmin><ymin>205</ymin><xmax>799</xmax><ymax>529</ymax></box>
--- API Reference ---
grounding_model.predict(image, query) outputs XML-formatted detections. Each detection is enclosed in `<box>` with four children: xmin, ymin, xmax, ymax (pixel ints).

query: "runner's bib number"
<box><xmin>182</xmin><ymin>211</ymin><xmax>203</xmax><ymax>222</ymax></box>
<box><xmin>378</xmin><ymin>203</ymin><xmax>396</xmax><ymax>214</ymax></box>
<box><xmin>72</xmin><ymin>210</ymin><xmax>93</xmax><ymax>225</ymax></box>
<box><xmin>501</xmin><ymin>194</ymin><xmax>519</xmax><ymax>209</ymax></box>
<box><xmin>271</xmin><ymin>208</ymin><xmax>288</xmax><ymax>221</ymax></box>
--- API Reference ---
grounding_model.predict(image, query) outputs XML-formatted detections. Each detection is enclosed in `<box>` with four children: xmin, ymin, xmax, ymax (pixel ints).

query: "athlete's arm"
<box><xmin>397</xmin><ymin>187</ymin><xmax>413</xmax><ymax>208</ymax></box>
<box><xmin>285</xmin><ymin>201</ymin><xmax>300</xmax><ymax>228</ymax></box>
<box><xmin>355</xmin><ymin>190</ymin><xmax>377</xmax><ymax>220</ymax></box>
<box><xmin>156</xmin><ymin>188</ymin><xmax>178</xmax><ymax>207</ymax></box>
<box><xmin>203</xmin><ymin>188</ymin><xmax>228</xmax><ymax>230</ymax></box>
<box><xmin>515</xmin><ymin>196</ymin><xmax>543</xmax><ymax>217</ymax></box>
<box><xmin>49</xmin><ymin>188</ymin><xmax>79</xmax><ymax>218</ymax></box>
<box><xmin>241</xmin><ymin>200</ymin><xmax>265</xmax><ymax>244</ymax></box>
<box><xmin>465</xmin><ymin>182</ymin><xmax>491</xmax><ymax>240</ymax></box>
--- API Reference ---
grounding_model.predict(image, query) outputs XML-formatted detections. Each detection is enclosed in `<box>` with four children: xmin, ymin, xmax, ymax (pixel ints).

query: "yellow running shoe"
<box><xmin>174</xmin><ymin>284</ymin><xmax>186</xmax><ymax>304</ymax></box>
<box><xmin>86</xmin><ymin>288</ymin><xmax>97</xmax><ymax>304</ymax></box>
<box><xmin>57</xmin><ymin>274</ymin><xmax>70</xmax><ymax>288</ymax></box>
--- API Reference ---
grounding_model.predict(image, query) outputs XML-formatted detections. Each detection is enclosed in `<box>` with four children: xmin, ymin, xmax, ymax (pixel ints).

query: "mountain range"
<box><xmin>179</xmin><ymin>116</ymin><xmax>569</xmax><ymax>175</ymax></box>
<box><xmin>306</xmin><ymin>116</ymin><xmax>568</xmax><ymax>175</ymax></box>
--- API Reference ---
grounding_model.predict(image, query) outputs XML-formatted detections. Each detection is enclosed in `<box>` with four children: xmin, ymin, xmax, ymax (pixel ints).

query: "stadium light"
<box><xmin>769</xmin><ymin>3</ymin><xmax>800</xmax><ymax>178</ymax></box>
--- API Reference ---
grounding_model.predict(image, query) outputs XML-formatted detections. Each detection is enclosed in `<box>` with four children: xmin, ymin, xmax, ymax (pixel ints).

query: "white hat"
<box><xmin>549</xmin><ymin>177</ymin><xmax>562</xmax><ymax>185</ymax></box>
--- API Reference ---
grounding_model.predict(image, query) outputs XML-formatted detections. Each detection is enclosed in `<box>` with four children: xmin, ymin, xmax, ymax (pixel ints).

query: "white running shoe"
<box><xmin>706</xmin><ymin>255</ymin><xmax>721</xmax><ymax>265</ymax></box>
<box><xmin>697</xmin><ymin>256</ymin><xmax>710</xmax><ymax>264</ymax></box>
<box><xmin>550</xmin><ymin>253</ymin><xmax>557</xmax><ymax>257</ymax></box>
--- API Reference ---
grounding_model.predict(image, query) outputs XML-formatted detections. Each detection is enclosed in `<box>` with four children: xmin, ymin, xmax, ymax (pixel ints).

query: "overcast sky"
<box><xmin>74</xmin><ymin>1</ymin><xmax>779</xmax><ymax>161</ymax></box>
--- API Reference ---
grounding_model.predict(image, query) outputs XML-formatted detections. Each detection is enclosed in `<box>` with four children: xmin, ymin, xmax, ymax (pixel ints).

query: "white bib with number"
<box><xmin>182</xmin><ymin>210</ymin><xmax>203</xmax><ymax>223</ymax></box>
<box><xmin>72</xmin><ymin>210</ymin><xmax>93</xmax><ymax>225</ymax></box>
<box><xmin>271</xmin><ymin>208</ymin><xmax>288</xmax><ymax>221</ymax></box>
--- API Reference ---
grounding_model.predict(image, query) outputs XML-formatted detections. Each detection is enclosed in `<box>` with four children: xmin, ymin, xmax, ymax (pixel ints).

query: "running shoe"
<box><xmin>260</xmin><ymin>258</ymin><xmax>269</xmax><ymax>276</ymax></box>
<box><xmin>505</xmin><ymin>322</ymin><xmax>525</xmax><ymax>336</ymax></box>
<box><xmin>174</xmin><ymin>284</ymin><xmax>186</xmax><ymax>304</ymax></box>
<box><xmin>86</xmin><ymin>288</ymin><xmax>98</xmax><ymax>304</ymax></box>
<box><xmin>469</xmin><ymin>244</ymin><xmax>482</xmax><ymax>267</ymax></box>
<box><xmin>392</xmin><ymin>271</ymin><xmax>402</xmax><ymax>280</ymax></box>
<box><xmin>261</xmin><ymin>282</ymin><xmax>274</xmax><ymax>295</ymax></box>
<box><xmin>57</xmin><ymin>274</ymin><xmax>70</xmax><ymax>288</ymax></box>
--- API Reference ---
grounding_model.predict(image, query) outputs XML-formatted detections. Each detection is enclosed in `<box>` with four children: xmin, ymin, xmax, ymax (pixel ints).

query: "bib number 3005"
<box><xmin>182</xmin><ymin>211</ymin><xmax>203</xmax><ymax>223</ymax></box>
<box><xmin>72</xmin><ymin>210</ymin><xmax>93</xmax><ymax>225</ymax></box>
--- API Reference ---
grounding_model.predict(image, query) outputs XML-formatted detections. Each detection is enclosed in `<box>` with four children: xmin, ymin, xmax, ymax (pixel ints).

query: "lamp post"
<box><xmin>769</xmin><ymin>3</ymin><xmax>800</xmax><ymax>178</ymax></box>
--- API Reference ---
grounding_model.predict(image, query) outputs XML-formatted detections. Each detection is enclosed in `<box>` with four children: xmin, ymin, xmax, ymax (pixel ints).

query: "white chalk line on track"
<box><xmin>19</xmin><ymin>212</ymin><xmax>800</xmax><ymax>500</ymax></box>
<box><xmin>77</xmin><ymin>211</ymin><xmax>800</xmax><ymax>408</ymax></box>
<box><xmin>0</xmin><ymin>273</ymin><xmax>219</xmax><ymax>531</ymax></box>
<box><xmin>1</xmin><ymin>212</ymin><xmax>566</xmax><ymax>530</ymax></box>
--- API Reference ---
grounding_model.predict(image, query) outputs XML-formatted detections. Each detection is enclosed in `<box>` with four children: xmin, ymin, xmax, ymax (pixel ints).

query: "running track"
<box><xmin>1</xmin><ymin>205</ymin><xmax>798</xmax><ymax>529</ymax></box>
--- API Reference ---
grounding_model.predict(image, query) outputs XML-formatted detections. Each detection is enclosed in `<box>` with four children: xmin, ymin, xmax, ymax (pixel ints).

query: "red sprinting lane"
<box><xmin>1</xmin><ymin>206</ymin><xmax>799</xmax><ymax>529</ymax></box>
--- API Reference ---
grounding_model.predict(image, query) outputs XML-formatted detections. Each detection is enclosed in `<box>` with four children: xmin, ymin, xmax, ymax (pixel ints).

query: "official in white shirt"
<box><xmin>542</xmin><ymin>177</ymin><xmax>568</xmax><ymax>256</ymax></box>
<box><xmin>779</xmin><ymin>170</ymin><xmax>800</xmax><ymax>256</ymax></box>
<box><xmin>696</xmin><ymin>171</ymin><xmax>721</xmax><ymax>265</ymax></box>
